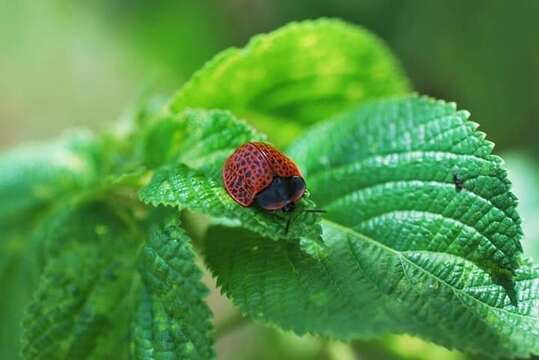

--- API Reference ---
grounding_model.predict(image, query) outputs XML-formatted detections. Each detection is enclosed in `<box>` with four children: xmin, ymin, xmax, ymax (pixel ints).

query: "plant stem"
<box><xmin>215</xmin><ymin>311</ymin><xmax>250</xmax><ymax>339</ymax></box>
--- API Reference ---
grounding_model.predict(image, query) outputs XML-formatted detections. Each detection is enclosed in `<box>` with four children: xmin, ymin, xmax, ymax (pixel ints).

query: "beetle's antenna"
<box><xmin>285</xmin><ymin>214</ymin><xmax>293</xmax><ymax>235</ymax></box>
<box><xmin>303</xmin><ymin>209</ymin><xmax>326</xmax><ymax>213</ymax></box>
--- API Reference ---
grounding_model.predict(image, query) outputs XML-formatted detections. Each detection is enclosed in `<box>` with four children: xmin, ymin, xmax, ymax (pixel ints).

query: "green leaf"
<box><xmin>140</xmin><ymin>164</ymin><xmax>321</xmax><ymax>242</ymax></box>
<box><xmin>0</xmin><ymin>131</ymin><xmax>100</xmax><ymax>222</ymax></box>
<box><xmin>169</xmin><ymin>19</ymin><xmax>410</xmax><ymax>144</ymax></box>
<box><xmin>139</xmin><ymin>109</ymin><xmax>323</xmax><ymax>242</ymax></box>
<box><xmin>0</xmin><ymin>250</ymin><xmax>39</xmax><ymax>360</ymax></box>
<box><xmin>289</xmin><ymin>95</ymin><xmax>522</xmax><ymax>274</ymax></box>
<box><xmin>204</xmin><ymin>96</ymin><xmax>538</xmax><ymax>357</ymax></box>
<box><xmin>133</xmin><ymin>219</ymin><xmax>214</xmax><ymax>360</ymax></box>
<box><xmin>21</xmin><ymin>202</ymin><xmax>139</xmax><ymax>359</ymax></box>
<box><xmin>0</xmin><ymin>213</ymin><xmax>51</xmax><ymax>359</ymax></box>
<box><xmin>205</xmin><ymin>225</ymin><xmax>539</xmax><ymax>358</ymax></box>
<box><xmin>140</xmin><ymin>109</ymin><xmax>264</xmax><ymax>171</ymax></box>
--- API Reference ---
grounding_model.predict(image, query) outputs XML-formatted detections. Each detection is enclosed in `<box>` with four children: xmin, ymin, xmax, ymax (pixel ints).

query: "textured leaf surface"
<box><xmin>140</xmin><ymin>164</ymin><xmax>321</xmax><ymax>242</ymax></box>
<box><xmin>290</xmin><ymin>96</ymin><xmax>522</xmax><ymax>274</ymax></box>
<box><xmin>133</xmin><ymin>219</ymin><xmax>214</xmax><ymax>360</ymax></box>
<box><xmin>139</xmin><ymin>109</ymin><xmax>323</xmax><ymax>242</ymax></box>
<box><xmin>141</xmin><ymin>109</ymin><xmax>264</xmax><ymax>171</ymax></box>
<box><xmin>204</xmin><ymin>96</ymin><xmax>538</xmax><ymax>357</ymax></box>
<box><xmin>206</xmin><ymin>225</ymin><xmax>539</xmax><ymax>358</ymax></box>
<box><xmin>169</xmin><ymin>19</ymin><xmax>410</xmax><ymax>144</ymax></box>
<box><xmin>21</xmin><ymin>202</ymin><xmax>139</xmax><ymax>359</ymax></box>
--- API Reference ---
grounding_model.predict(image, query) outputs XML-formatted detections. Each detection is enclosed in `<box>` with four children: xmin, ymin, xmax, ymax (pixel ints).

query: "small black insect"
<box><xmin>453</xmin><ymin>173</ymin><xmax>464</xmax><ymax>192</ymax></box>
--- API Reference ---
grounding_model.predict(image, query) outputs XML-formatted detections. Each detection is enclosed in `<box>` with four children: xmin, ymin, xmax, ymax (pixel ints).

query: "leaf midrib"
<box><xmin>353</xmin><ymin>209</ymin><xmax>505</xmax><ymax>259</ymax></box>
<box><xmin>321</xmin><ymin>219</ymin><xmax>533</xmax><ymax>321</ymax></box>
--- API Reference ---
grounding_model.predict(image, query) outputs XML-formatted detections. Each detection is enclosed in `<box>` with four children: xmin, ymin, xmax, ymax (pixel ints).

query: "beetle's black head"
<box><xmin>282</xmin><ymin>202</ymin><xmax>296</xmax><ymax>213</ymax></box>
<box><xmin>255</xmin><ymin>176</ymin><xmax>305</xmax><ymax>211</ymax></box>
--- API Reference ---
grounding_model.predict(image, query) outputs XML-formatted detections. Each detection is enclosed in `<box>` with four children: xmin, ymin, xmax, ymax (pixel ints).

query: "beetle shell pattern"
<box><xmin>223</xmin><ymin>142</ymin><xmax>302</xmax><ymax>207</ymax></box>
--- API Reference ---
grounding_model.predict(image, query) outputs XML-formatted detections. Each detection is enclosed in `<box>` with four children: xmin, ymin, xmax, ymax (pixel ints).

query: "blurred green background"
<box><xmin>2</xmin><ymin>1</ymin><xmax>538</xmax><ymax>359</ymax></box>
<box><xmin>3</xmin><ymin>0</ymin><xmax>539</xmax><ymax>153</ymax></box>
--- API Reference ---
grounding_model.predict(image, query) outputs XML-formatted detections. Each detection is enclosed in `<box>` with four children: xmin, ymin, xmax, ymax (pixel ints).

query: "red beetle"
<box><xmin>223</xmin><ymin>142</ymin><xmax>307</xmax><ymax>213</ymax></box>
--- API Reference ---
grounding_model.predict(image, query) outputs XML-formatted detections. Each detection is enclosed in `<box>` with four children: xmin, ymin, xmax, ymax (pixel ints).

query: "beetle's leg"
<box><xmin>285</xmin><ymin>215</ymin><xmax>292</xmax><ymax>235</ymax></box>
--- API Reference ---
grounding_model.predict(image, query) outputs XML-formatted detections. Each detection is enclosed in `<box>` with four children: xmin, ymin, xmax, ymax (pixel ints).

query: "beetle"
<box><xmin>223</xmin><ymin>142</ymin><xmax>305</xmax><ymax>211</ymax></box>
<box><xmin>223</xmin><ymin>142</ymin><xmax>323</xmax><ymax>232</ymax></box>
<box><xmin>453</xmin><ymin>172</ymin><xmax>464</xmax><ymax>192</ymax></box>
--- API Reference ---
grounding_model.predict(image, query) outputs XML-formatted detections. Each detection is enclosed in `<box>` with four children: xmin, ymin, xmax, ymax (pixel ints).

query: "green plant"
<box><xmin>1</xmin><ymin>19</ymin><xmax>538</xmax><ymax>359</ymax></box>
